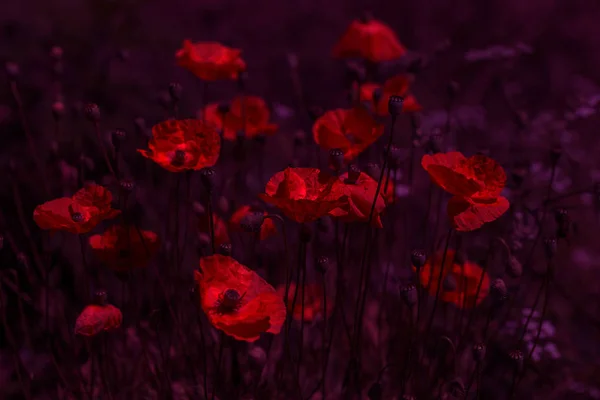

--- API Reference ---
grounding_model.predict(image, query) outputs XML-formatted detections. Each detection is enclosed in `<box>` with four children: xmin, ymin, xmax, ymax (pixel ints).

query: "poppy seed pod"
<box><xmin>84</xmin><ymin>103</ymin><xmax>100</xmax><ymax>122</ymax></box>
<box><xmin>509</xmin><ymin>349</ymin><xmax>524</xmax><ymax>372</ymax></box>
<box><xmin>168</xmin><ymin>82</ymin><xmax>182</xmax><ymax>102</ymax></box>
<box><xmin>52</xmin><ymin>101</ymin><xmax>65</xmax><ymax>120</ymax></box>
<box><xmin>119</xmin><ymin>179</ymin><xmax>135</xmax><ymax>193</ymax></box>
<box><xmin>94</xmin><ymin>289</ymin><xmax>108</xmax><ymax>306</ymax></box>
<box><xmin>443</xmin><ymin>275</ymin><xmax>458</xmax><ymax>292</ymax></box>
<box><xmin>316</xmin><ymin>256</ymin><xmax>329</xmax><ymax>274</ymax></box>
<box><xmin>5</xmin><ymin>61</ymin><xmax>19</xmax><ymax>79</ymax></box>
<box><xmin>400</xmin><ymin>283</ymin><xmax>418</xmax><ymax>307</ymax></box>
<box><xmin>200</xmin><ymin>167</ymin><xmax>216</xmax><ymax>191</ymax></box>
<box><xmin>411</xmin><ymin>249</ymin><xmax>427</xmax><ymax>269</ymax></box>
<box><xmin>554</xmin><ymin>208</ymin><xmax>570</xmax><ymax>239</ymax></box>
<box><xmin>240</xmin><ymin>211</ymin><xmax>265</xmax><ymax>233</ymax></box>
<box><xmin>367</xmin><ymin>382</ymin><xmax>382</xmax><ymax>400</ymax></box>
<box><xmin>300</xmin><ymin>224</ymin><xmax>312</xmax><ymax>243</ymax></box>
<box><xmin>473</xmin><ymin>343</ymin><xmax>486</xmax><ymax>362</ymax></box>
<box><xmin>388</xmin><ymin>95</ymin><xmax>404</xmax><ymax>116</ymax></box>
<box><xmin>111</xmin><ymin>128</ymin><xmax>126</xmax><ymax>148</ymax></box>
<box><xmin>346</xmin><ymin>164</ymin><xmax>361</xmax><ymax>184</ymax></box>
<box><xmin>219</xmin><ymin>243</ymin><xmax>232</xmax><ymax>256</ymax></box>
<box><xmin>329</xmin><ymin>149</ymin><xmax>344</xmax><ymax>172</ymax></box>
<box><xmin>506</xmin><ymin>256</ymin><xmax>523</xmax><ymax>278</ymax></box>
<box><xmin>543</xmin><ymin>237</ymin><xmax>558</xmax><ymax>259</ymax></box>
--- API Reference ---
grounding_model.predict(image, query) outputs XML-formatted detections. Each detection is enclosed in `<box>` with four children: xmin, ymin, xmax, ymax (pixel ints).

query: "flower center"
<box><xmin>217</xmin><ymin>289</ymin><xmax>242</xmax><ymax>313</ymax></box>
<box><xmin>171</xmin><ymin>150</ymin><xmax>186</xmax><ymax>166</ymax></box>
<box><xmin>71</xmin><ymin>212</ymin><xmax>84</xmax><ymax>223</ymax></box>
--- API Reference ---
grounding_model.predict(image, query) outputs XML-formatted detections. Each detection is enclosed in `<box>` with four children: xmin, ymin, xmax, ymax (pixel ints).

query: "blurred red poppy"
<box><xmin>176</xmin><ymin>40</ymin><xmax>246</xmax><ymax>81</ymax></box>
<box><xmin>137</xmin><ymin>119</ymin><xmax>220</xmax><ymax>173</ymax></box>
<box><xmin>229</xmin><ymin>205</ymin><xmax>277</xmax><ymax>241</ymax></box>
<box><xmin>329</xmin><ymin>172</ymin><xmax>387</xmax><ymax>228</ymax></box>
<box><xmin>333</xmin><ymin>18</ymin><xmax>407</xmax><ymax>62</ymax></box>
<box><xmin>359</xmin><ymin>75</ymin><xmax>422</xmax><ymax>115</ymax></box>
<box><xmin>278</xmin><ymin>282</ymin><xmax>333</xmax><ymax>322</ymax></box>
<box><xmin>194</xmin><ymin>255</ymin><xmax>286</xmax><ymax>342</ymax></box>
<box><xmin>259</xmin><ymin>168</ymin><xmax>347</xmax><ymax>223</ymax></box>
<box><xmin>33</xmin><ymin>184</ymin><xmax>120</xmax><ymax>234</ymax></box>
<box><xmin>89</xmin><ymin>225</ymin><xmax>160</xmax><ymax>273</ymax></box>
<box><xmin>204</xmin><ymin>96</ymin><xmax>278</xmax><ymax>141</ymax></box>
<box><xmin>414</xmin><ymin>249</ymin><xmax>490</xmax><ymax>308</ymax></box>
<box><xmin>198</xmin><ymin>213</ymin><xmax>230</xmax><ymax>248</ymax></box>
<box><xmin>75</xmin><ymin>304</ymin><xmax>122</xmax><ymax>336</ymax></box>
<box><xmin>312</xmin><ymin>107</ymin><xmax>384</xmax><ymax>162</ymax></box>
<box><xmin>421</xmin><ymin>152</ymin><xmax>509</xmax><ymax>231</ymax></box>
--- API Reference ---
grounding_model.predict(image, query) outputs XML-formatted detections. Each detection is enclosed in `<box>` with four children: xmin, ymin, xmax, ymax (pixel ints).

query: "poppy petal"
<box><xmin>421</xmin><ymin>153</ymin><xmax>483</xmax><ymax>197</ymax></box>
<box><xmin>447</xmin><ymin>196</ymin><xmax>510</xmax><ymax>231</ymax></box>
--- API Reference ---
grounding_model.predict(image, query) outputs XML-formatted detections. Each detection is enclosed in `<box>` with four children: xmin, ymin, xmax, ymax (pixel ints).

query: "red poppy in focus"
<box><xmin>312</xmin><ymin>107</ymin><xmax>385</xmax><ymax>162</ymax></box>
<box><xmin>33</xmin><ymin>184</ymin><xmax>120</xmax><ymax>234</ymax></box>
<box><xmin>259</xmin><ymin>168</ymin><xmax>348</xmax><ymax>223</ymax></box>
<box><xmin>278</xmin><ymin>282</ymin><xmax>333</xmax><ymax>322</ymax></box>
<box><xmin>88</xmin><ymin>225</ymin><xmax>160</xmax><ymax>273</ymax></box>
<box><xmin>203</xmin><ymin>96</ymin><xmax>278</xmax><ymax>141</ymax></box>
<box><xmin>75</xmin><ymin>304</ymin><xmax>122</xmax><ymax>336</ymax></box>
<box><xmin>329</xmin><ymin>172</ymin><xmax>387</xmax><ymax>228</ymax></box>
<box><xmin>198</xmin><ymin>213</ymin><xmax>230</xmax><ymax>248</ymax></box>
<box><xmin>359</xmin><ymin>75</ymin><xmax>422</xmax><ymax>115</ymax></box>
<box><xmin>229</xmin><ymin>205</ymin><xmax>277</xmax><ymax>241</ymax></box>
<box><xmin>333</xmin><ymin>17</ymin><xmax>407</xmax><ymax>62</ymax></box>
<box><xmin>137</xmin><ymin>119</ymin><xmax>220</xmax><ymax>173</ymax></box>
<box><xmin>176</xmin><ymin>40</ymin><xmax>246</xmax><ymax>81</ymax></box>
<box><xmin>194</xmin><ymin>255</ymin><xmax>286</xmax><ymax>342</ymax></box>
<box><xmin>421</xmin><ymin>152</ymin><xmax>509</xmax><ymax>231</ymax></box>
<box><xmin>413</xmin><ymin>249</ymin><xmax>490</xmax><ymax>308</ymax></box>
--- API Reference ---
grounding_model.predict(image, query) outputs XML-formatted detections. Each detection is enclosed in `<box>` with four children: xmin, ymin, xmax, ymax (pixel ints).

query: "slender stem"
<box><xmin>206</xmin><ymin>190</ymin><xmax>216</xmax><ymax>254</ymax></box>
<box><xmin>321</xmin><ymin>270</ymin><xmax>328</xmax><ymax>400</ymax></box>
<box><xmin>212</xmin><ymin>332</ymin><xmax>225</xmax><ymax>400</ymax></box>
<box><xmin>93</xmin><ymin>121</ymin><xmax>117</xmax><ymax>180</ymax></box>
<box><xmin>297</xmin><ymin>239</ymin><xmax>307</xmax><ymax>386</ymax></box>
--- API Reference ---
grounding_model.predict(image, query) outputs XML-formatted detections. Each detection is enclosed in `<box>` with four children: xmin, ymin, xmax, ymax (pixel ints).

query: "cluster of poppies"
<box><xmin>31</xmin><ymin>16</ymin><xmax>508</xmax><ymax>343</ymax></box>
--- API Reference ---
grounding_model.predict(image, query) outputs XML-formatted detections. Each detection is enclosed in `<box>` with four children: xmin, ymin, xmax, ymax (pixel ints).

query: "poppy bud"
<box><xmin>367</xmin><ymin>382</ymin><xmax>382</xmax><ymax>400</ymax></box>
<box><xmin>365</xmin><ymin>163</ymin><xmax>381</xmax><ymax>180</ymax></box>
<box><xmin>52</xmin><ymin>101</ymin><xmax>65</xmax><ymax>120</ymax></box>
<box><xmin>447</xmin><ymin>377</ymin><xmax>465</xmax><ymax>397</ymax></box>
<box><xmin>300</xmin><ymin>224</ymin><xmax>312</xmax><ymax>243</ymax></box>
<box><xmin>550</xmin><ymin>146</ymin><xmax>562</xmax><ymax>166</ymax></box>
<box><xmin>216</xmin><ymin>102</ymin><xmax>230</xmax><ymax>115</ymax></box>
<box><xmin>388</xmin><ymin>95</ymin><xmax>404</xmax><ymax>116</ymax></box>
<box><xmin>50</xmin><ymin>46</ymin><xmax>63</xmax><ymax>61</ymax></box>
<box><xmin>171</xmin><ymin>150</ymin><xmax>186</xmax><ymax>167</ymax></box>
<box><xmin>426</xmin><ymin>131</ymin><xmax>444</xmax><ymax>154</ymax></box>
<box><xmin>168</xmin><ymin>82</ymin><xmax>182</xmax><ymax>102</ymax></box>
<box><xmin>509</xmin><ymin>349</ymin><xmax>524</xmax><ymax>372</ymax></box>
<box><xmin>506</xmin><ymin>256</ymin><xmax>522</xmax><ymax>278</ymax></box>
<box><xmin>411</xmin><ymin>249</ymin><xmax>427</xmax><ymax>269</ymax></box>
<box><xmin>400</xmin><ymin>283</ymin><xmax>418</xmax><ymax>307</ymax></box>
<box><xmin>219</xmin><ymin>243</ymin><xmax>232</xmax><ymax>256</ymax></box>
<box><xmin>197</xmin><ymin>233</ymin><xmax>211</xmax><ymax>255</ymax></box>
<box><xmin>329</xmin><ymin>149</ymin><xmax>344</xmax><ymax>172</ymax></box>
<box><xmin>447</xmin><ymin>81</ymin><xmax>460</xmax><ymax>98</ymax></box>
<box><xmin>94</xmin><ymin>289</ymin><xmax>108</xmax><ymax>306</ymax></box>
<box><xmin>111</xmin><ymin>128</ymin><xmax>126</xmax><ymax>149</ymax></box>
<box><xmin>443</xmin><ymin>275</ymin><xmax>457</xmax><ymax>292</ymax></box>
<box><xmin>84</xmin><ymin>103</ymin><xmax>100</xmax><ymax>122</ymax></box>
<box><xmin>491</xmin><ymin>278</ymin><xmax>507</xmax><ymax>301</ymax></box>
<box><xmin>372</xmin><ymin>88</ymin><xmax>382</xmax><ymax>105</ymax></box>
<box><xmin>71</xmin><ymin>212</ymin><xmax>84</xmax><ymax>223</ymax></box>
<box><xmin>16</xmin><ymin>253</ymin><xmax>29</xmax><ymax>269</ymax></box>
<box><xmin>554</xmin><ymin>208</ymin><xmax>570</xmax><ymax>239</ymax></box>
<box><xmin>386</xmin><ymin>144</ymin><xmax>406</xmax><ymax>167</ymax></box>
<box><xmin>158</xmin><ymin>92</ymin><xmax>172</xmax><ymax>110</ymax></box>
<box><xmin>346</xmin><ymin>164</ymin><xmax>361</xmax><ymax>184</ymax></box>
<box><xmin>134</xmin><ymin>117</ymin><xmax>147</xmax><ymax>137</ymax></box>
<box><xmin>240</xmin><ymin>211</ymin><xmax>265</xmax><ymax>233</ymax></box>
<box><xmin>543</xmin><ymin>237</ymin><xmax>558</xmax><ymax>259</ymax></box>
<box><xmin>200</xmin><ymin>168</ymin><xmax>216</xmax><ymax>192</ymax></box>
<box><xmin>5</xmin><ymin>61</ymin><xmax>19</xmax><ymax>79</ymax></box>
<box><xmin>307</xmin><ymin>106</ymin><xmax>324</xmax><ymax>121</ymax></box>
<box><xmin>293</xmin><ymin>130</ymin><xmax>306</xmax><ymax>147</ymax></box>
<box><xmin>119</xmin><ymin>179</ymin><xmax>135</xmax><ymax>193</ymax></box>
<box><xmin>316</xmin><ymin>256</ymin><xmax>329</xmax><ymax>274</ymax></box>
<box><xmin>473</xmin><ymin>343</ymin><xmax>486</xmax><ymax>362</ymax></box>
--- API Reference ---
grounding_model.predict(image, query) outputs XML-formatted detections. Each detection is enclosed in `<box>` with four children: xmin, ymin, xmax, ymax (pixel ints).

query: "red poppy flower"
<box><xmin>88</xmin><ymin>225</ymin><xmax>160</xmax><ymax>273</ymax></box>
<box><xmin>176</xmin><ymin>40</ymin><xmax>246</xmax><ymax>81</ymax></box>
<box><xmin>198</xmin><ymin>213</ymin><xmax>230</xmax><ymax>248</ymax></box>
<box><xmin>421</xmin><ymin>152</ymin><xmax>510</xmax><ymax>231</ymax></box>
<box><xmin>137</xmin><ymin>119</ymin><xmax>220</xmax><ymax>173</ymax></box>
<box><xmin>259</xmin><ymin>168</ymin><xmax>348</xmax><ymax>224</ymax></box>
<box><xmin>414</xmin><ymin>249</ymin><xmax>490</xmax><ymax>308</ymax></box>
<box><xmin>312</xmin><ymin>107</ymin><xmax>385</xmax><ymax>162</ymax></box>
<box><xmin>359</xmin><ymin>75</ymin><xmax>422</xmax><ymax>115</ymax></box>
<box><xmin>333</xmin><ymin>18</ymin><xmax>407</xmax><ymax>62</ymax></box>
<box><xmin>329</xmin><ymin>172</ymin><xmax>387</xmax><ymax>228</ymax></box>
<box><xmin>194</xmin><ymin>255</ymin><xmax>286</xmax><ymax>342</ymax></box>
<box><xmin>75</xmin><ymin>304</ymin><xmax>122</xmax><ymax>336</ymax></box>
<box><xmin>278</xmin><ymin>282</ymin><xmax>333</xmax><ymax>322</ymax></box>
<box><xmin>33</xmin><ymin>184</ymin><xmax>120</xmax><ymax>234</ymax></box>
<box><xmin>229</xmin><ymin>205</ymin><xmax>277</xmax><ymax>241</ymax></box>
<box><xmin>204</xmin><ymin>96</ymin><xmax>278</xmax><ymax>141</ymax></box>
